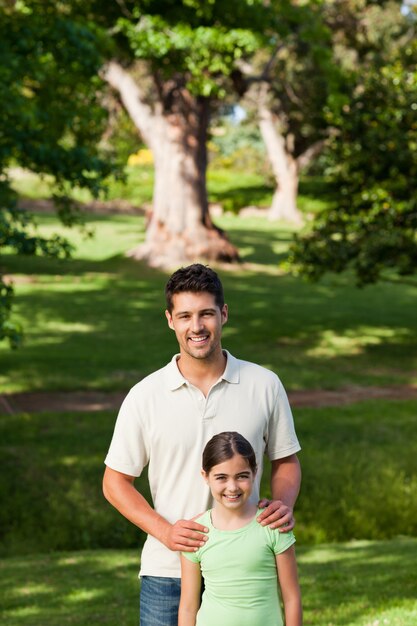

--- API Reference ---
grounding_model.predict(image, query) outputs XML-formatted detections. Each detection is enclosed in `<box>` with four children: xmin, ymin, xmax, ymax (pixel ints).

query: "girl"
<box><xmin>179</xmin><ymin>431</ymin><xmax>302</xmax><ymax>626</ymax></box>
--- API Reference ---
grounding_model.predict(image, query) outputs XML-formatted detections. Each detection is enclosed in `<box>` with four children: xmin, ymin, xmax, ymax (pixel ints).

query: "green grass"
<box><xmin>10</xmin><ymin>165</ymin><xmax>332</xmax><ymax>214</ymax></box>
<box><xmin>3</xmin><ymin>167</ymin><xmax>416</xmax><ymax>626</ymax></box>
<box><xmin>1</xmin><ymin>400</ymin><xmax>416</xmax><ymax>555</ymax></box>
<box><xmin>1</xmin><ymin>210</ymin><xmax>416</xmax><ymax>393</ymax></box>
<box><xmin>1</xmin><ymin>539</ymin><xmax>416</xmax><ymax>625</ymax></box>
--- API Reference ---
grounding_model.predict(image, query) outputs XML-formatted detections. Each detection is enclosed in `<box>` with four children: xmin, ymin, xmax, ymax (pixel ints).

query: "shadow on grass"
<box><xmin>1</xmin><ymin>227</ymin><xmax>417</xmax><ymax>393</ymax></box>
<box><xmin>209</xmin><ymin>182</ymin><xmax>274</xmax><ymax>212</ymax></box>
<box><xmin>1</xmin><ymin>539</ymin><xmax>416</xmax><ymax>626</ymax></box>
<box><xmin>1</xmin><ymin>395</ymin><xmax>417</xmax><ymax>555</ymax></box>
<box><xmin>225</xmin><ymin>225</ymin><xmax>294</xmax><ymax>264</ymax></box>
<box><xmin>0</xmin><ymin>550</ymin><xmax>139</xmax><ymax>626</ymax></box>
<box><xmin>0</xmin><ymin>409</ymin><xmax>151</xmax><ymax>556</ymax></box>
<box><xmin>298</xmin><ymin>538</ymin><xmax>417</xmax><ymax>625</ymax></box>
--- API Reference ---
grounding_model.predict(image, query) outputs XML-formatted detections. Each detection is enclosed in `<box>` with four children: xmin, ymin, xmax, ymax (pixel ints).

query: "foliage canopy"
<box><xmin>289</xmin><ymin>2</ymin><xmax>417</xmax><ymax>285</ymax></box>
<box><xmin>0</xmin><ymin>1</ymin><xmax>113</xmax><ymax>346</ymax></box>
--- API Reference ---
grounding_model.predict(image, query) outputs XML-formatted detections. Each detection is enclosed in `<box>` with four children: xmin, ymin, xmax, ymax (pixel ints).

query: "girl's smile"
<box><xmin>202</xmin><ymin>454</ymin><xmax>256</xmax><ymax>514</ymax></box>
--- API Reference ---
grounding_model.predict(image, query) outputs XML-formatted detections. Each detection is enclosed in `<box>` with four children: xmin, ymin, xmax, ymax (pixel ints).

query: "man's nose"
<box><xmin>190</xmin><ymin>316</ymin><xmax>204</xmax><ymax>333</ymax></box>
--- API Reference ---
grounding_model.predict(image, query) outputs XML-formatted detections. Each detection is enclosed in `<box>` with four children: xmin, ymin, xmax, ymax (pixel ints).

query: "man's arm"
<box><xmin>103</xmin><ymin>466</ymin><xmax>208</xmax><ymax>551</ymax></box>
<box><xmin>257</xmin><ymin>454</ymin><xmax>301</xmax><ymax>531</ymax></box>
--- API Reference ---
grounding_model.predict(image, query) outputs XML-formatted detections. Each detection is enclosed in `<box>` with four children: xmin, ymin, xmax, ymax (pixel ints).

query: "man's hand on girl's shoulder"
<box><xmin>257</xmin><ymin>498</ymin><xmax>295</xmax><ymax>531</ymax></box>
<box><xmin>164</xmin><ymin>518</ymin><xmax>209</xmax><ymax>552</ymax></box>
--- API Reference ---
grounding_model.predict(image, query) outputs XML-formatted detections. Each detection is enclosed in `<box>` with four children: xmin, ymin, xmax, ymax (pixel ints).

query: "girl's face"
<box><xmin>202</xmin><ymin>454</ymin><xmax>256</xmax><ymax>512</ymax></box>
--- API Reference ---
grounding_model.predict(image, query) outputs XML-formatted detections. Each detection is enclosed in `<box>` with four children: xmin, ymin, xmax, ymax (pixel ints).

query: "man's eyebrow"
<box><xmin>174</xmin><ymin>307</ymin><xmax>217</xmax><ymax>316</ymax></box>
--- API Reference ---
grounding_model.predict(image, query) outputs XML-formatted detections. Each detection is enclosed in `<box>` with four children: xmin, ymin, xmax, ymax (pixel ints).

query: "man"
<box><xmin>103</xmin><ymin>264</ymin><xmax>301</xmax><ymax>626</ymax></box>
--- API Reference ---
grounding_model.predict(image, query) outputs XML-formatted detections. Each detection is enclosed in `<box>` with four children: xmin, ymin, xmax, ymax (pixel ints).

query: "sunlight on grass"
<box><xmin>15</xmin><ymin>584</ymin><xmax>50</xmax><ymax>597</ymax></box>
<box><xmin>7</xmin><ymin>607</ymin><xmax>41</xmax><ymax>619</ymax></box>
<box><xmin>298</xmin><ymin>539</ymin><xmax>417</xmax><ymax>626</ymax></box>
<box><xmin>1</xmin><ymin>541</ymin><xmax>416</xmax><ymax>625</ymax></box>
<box><xmin>12</xmin><ymin>277</ymin><xmax>112</xmax><ymax>291</ymax></box>
<box><xmin>43</xmin><ymin>322</ymin><xmax>95</xmax><ymax>333</ymax></box>
<box><xmin>306</xmin><ymin>327</ymin><xmax>412</xmax><ymax>358</ymax></box>
<box><xmin>363</xmin><ymin>606</ymin><xmax>417</xmax><ymax>626</ymax></box>
<box><xmin>59</xmin><ymin>456</ymin><xmax>79</xmax><ymax>467</ymax></box>
<box><xmin>14</xmin><ymin>212</ymin><xmax>147</xmax><ymax>261</ymax></box>
<box><xmin>65</xmin><ymin>589</ymin><xmax>102</xmax><ymax>603</ymax></box>
<box><xmin>2</xmin><ymin>195</ymin><xmax>417</xmax><ymax>393</ymax></box>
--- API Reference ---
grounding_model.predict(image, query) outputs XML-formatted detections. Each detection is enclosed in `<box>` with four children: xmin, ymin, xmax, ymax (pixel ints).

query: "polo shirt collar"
<box><xmin>166</xmin><ymin>349</ymin><xmax>240</xmax><ymax>390</ymax></box>
<box><xmin>166</xmin><ymin>354</ymin><xmax>187</xmax><ymax>390</ymax></box>
<box><xmin>221</xmin><ymin>350</ymin><xmax>240</xmax><ymax>383</ymax></box>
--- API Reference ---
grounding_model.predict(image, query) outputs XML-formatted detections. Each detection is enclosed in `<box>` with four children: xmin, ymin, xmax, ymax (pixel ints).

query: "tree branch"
<box><xmin>101</xmin><ymin>60</ymin><xmax>157</xmax><ymax>148</ymax></box>
<box><xmin>296</xmin><ymin>139</ymin><xmax>326</xmax><ymax>171</ymax></box>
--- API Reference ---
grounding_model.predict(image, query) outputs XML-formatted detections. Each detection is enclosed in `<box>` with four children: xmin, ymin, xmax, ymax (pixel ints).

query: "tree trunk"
<box><xmin>258</xmin><ymin>95</ymin><xmax>303</xmax><ymax>224</ymax></box>
<box><xmin>102</xmin><ymin>61</ymin><xmax>239</xmax><ymax>268</ymax></box>
<box><xmin>268</xmin><ymin>154</ymin><xmax>300</xmax><ymax>223</ymax></box>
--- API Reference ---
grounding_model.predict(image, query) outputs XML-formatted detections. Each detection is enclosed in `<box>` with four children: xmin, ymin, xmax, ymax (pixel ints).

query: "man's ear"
<box><xmin>165</xmin><ymin>309</ymin><xmax>174</xmax><ymax>330</ymax></box>
<box><xmin>221</xmin><ymin>303</ymin><xmax>228</xmax><ymax>325</ymax></box>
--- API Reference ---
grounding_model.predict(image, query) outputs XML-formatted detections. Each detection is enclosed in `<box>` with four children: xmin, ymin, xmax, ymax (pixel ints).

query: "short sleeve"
<box><xmin>266</xmin><ymin>377</ymin><xmax>301</xmax><ymax>461</ymax></box>
<box><xmin>180</xmin><ymin>511</ymin><xmax>209</xmax><ymax>564</ymax></box>
<box><xmin>181</xmin><ymin>550</ymin><xmax>201</xmax><ymax>564</ymax></box>
<box><xmin>104</xmin><ymin>388</ymin><xmax>149</xmax><ymax>476</ymax></box>
<box><xmin>269</xmin><ymin>528</ymin><xmax>296</xmax><ymax>555</ymax></box>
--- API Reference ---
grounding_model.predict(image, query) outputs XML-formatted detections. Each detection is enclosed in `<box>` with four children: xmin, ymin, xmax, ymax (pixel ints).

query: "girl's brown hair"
<box><xmin>202</xmin><ymin>432</ymin><xmax>257</xmax><ymax>474</ymax></box>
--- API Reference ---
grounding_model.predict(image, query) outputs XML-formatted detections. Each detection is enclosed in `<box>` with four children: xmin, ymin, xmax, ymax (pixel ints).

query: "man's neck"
<box><xmin>176</xmin><ymin>349</ymin><xmax>227</xmax><ymax>396</ymax></box>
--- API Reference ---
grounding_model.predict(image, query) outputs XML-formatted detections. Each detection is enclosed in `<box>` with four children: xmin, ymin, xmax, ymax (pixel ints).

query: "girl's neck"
<box><xmin>211</xmin><ymin>502</ymin><xmax>258</xmax><ymax>531</ymax></box>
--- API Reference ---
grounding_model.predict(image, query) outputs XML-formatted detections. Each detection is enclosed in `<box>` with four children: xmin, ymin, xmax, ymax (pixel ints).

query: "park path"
<box><xmin>1</xmin><ymin>385</ymin><xmax>417</xmax><ymax>415</ymax></box>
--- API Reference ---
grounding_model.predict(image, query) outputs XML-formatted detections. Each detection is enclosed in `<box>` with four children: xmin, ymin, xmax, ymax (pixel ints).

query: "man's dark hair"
<box><xmin>165</xmin><ymin>263</ymin><xmax>224</xmax><ymax>312</ymax></box>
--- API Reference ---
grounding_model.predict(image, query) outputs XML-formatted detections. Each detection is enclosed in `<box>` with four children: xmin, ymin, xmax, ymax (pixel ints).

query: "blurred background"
<box><xmin>1</xmin><ymin>1</ymin><xmax>416</xmax><ymax>624</ymax></box>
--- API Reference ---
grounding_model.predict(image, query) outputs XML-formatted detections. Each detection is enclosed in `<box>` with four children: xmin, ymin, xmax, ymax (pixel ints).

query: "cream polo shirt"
<box><xmin>104</xmin><ymin>350</ymin><xmax>301</xmax><ymax>578</ymax></box>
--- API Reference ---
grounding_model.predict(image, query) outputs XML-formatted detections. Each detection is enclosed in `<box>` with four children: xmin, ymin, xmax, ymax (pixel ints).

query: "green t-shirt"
<box><xmin>182</xmin><ymin>509</ymin><xmax>296</xmax><ymax>626</ymax></box>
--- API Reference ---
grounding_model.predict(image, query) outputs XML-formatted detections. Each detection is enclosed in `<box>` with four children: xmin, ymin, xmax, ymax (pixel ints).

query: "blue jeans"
<box><xmin>139</xmin><ymin>576</ymin><xmax>181</xmax><ymax>626</ymax></box>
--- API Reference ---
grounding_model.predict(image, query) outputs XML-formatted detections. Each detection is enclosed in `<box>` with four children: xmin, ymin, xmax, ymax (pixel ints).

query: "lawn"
<box><xmin>9</xmin><ymin>165</ymin><xmax>332</xmax><ymax>214</ymax></box>
<box><xmin>2</xmin><ymin>169</ymin><xmax>416</xmax><ymax>625</ymax></box>
<box><xmin>1</xmin><ymin>400</ymin><xmax>416</xmax><ymax>555</ymax></box>
<box><xmin>1</xmin><ymin>210</ymin><xmax>416</xmax><ymax>393</ymax></box>
<box><xmin>1</xmin><ymin>539</ymin><xmax>416</xmax><ymax>626</ymax></box>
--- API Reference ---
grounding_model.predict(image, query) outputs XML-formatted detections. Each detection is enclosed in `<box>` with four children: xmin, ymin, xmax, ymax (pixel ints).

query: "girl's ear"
<box><xmin>201</xmin><ymin>469</ymin><xmax>209</xmax><ymax>483</ymax></box>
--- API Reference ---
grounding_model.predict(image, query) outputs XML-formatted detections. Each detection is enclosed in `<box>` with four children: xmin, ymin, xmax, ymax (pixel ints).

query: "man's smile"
<box><xmin>188</xmin><ymin>335</ymin><xmax>209</xmax><ymax>343</ymax></box>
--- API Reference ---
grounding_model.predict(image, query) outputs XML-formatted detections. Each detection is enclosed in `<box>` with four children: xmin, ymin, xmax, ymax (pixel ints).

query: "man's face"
<box><xmin>165</xmin><ymin>291</ymin><xmax>228</xmax><ymax>361</ymax></box>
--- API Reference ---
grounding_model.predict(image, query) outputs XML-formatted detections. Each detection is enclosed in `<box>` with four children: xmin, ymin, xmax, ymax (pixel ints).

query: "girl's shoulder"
<box><xmin>181</xmin><ymin>510</ymin><xmax>211</xmax><ymax>564</ymax></box>
<box><xmin>193</xmin><ymin>509</ymin><xmax>211</xmax><ymax>527</ymax></box>
<box><xmin>258</xmin><ymin>514</ymin><xmax>296</xmax><ymax>555</ymax></box>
